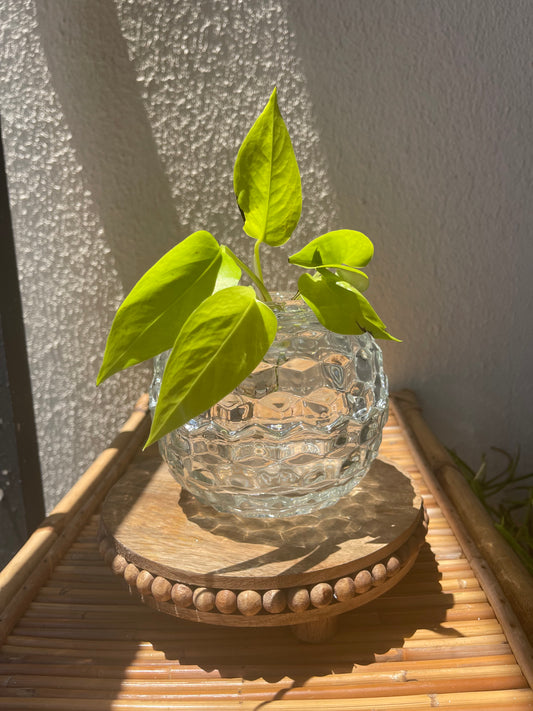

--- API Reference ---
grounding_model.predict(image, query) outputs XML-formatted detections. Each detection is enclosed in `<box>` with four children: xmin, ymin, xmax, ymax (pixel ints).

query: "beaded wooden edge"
<box><xmin>98</xmin><ymin>507</ymin><xmax>427</xmax><ymax>629</ymax></box>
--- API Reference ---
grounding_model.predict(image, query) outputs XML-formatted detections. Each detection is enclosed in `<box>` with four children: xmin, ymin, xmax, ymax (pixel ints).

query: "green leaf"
<box><xmin>146</xmin><ymin>286</ymin><xmax>277</xmax><ymax>446</ymax></box>
<box><xmin>298</xmin><ymin>272</ymin><xmax>363</xmax><ymax>335</ymax></box>
<box><xmin>233</xmin><ymin>87</ymin><xmax>302</xmax><ymax>247</ymax></box>
<box><xmin>97</xmin><ymin>231</ymin><xmax>222</xmax><ymax>384</ymax></box>
<box><xmin>333</xmin><ymin>266</ymin><xmax>369</xmax><ymax>292</ymax></box>
<box><xmin>289</xmin><ymin>230</ymin><xmax>374</xmax><ymax>269</ymax></box>
<box><xmin>298</xmin><ymin>271</ymin><xmax>400</xmax><ymax>340</ymax></box>
<box><xmin>350</xmin><ymin>286</ymin><xmax>401</xmax><ymax>341</ymax></box>
<box><xmin>213</xmin><ymin>246</ymin><xmax>242</xmax><ymax>292</ymax></box>
<box><xmin>495</xmin><ymin>523</ymin><xmax>533</xmax><ymax>574</ymax></box>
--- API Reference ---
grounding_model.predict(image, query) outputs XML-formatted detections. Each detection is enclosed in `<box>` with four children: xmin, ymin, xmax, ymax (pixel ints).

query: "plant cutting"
<box><xmin>97</xmin><ymin>88</ymin><xmax>399</xmax><ymax>517</ymax></box>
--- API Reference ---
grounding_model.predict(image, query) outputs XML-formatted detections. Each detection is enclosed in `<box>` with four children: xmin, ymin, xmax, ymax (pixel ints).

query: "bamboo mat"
<box><xmin>0</xmin><ymin>395</ymin><xmax>532</xmax><ymax>710</ymax></box>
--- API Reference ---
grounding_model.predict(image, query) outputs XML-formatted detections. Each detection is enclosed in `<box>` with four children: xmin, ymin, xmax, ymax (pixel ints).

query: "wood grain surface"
<box><xmin>100</xmin><ymin>457</ymin><xmax>423</xmax><ymax>590</ymax></box>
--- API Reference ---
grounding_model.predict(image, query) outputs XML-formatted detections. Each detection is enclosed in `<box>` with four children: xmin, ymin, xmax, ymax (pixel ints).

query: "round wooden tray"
<box><xmin>98</xmin><ymin>455</ymin><xmax>427</xmax><ymax>641</ymax></box>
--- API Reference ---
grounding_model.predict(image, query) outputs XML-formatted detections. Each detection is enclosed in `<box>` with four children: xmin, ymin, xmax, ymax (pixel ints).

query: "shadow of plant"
<box><xmin>178</xmin><ymin>458</ymin><xmax>420</xmax><ymax>576</ymax></box>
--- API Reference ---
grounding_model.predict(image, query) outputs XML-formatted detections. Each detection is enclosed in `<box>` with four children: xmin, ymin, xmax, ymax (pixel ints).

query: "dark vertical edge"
<box><xmin>0</xmin><ymin>115</ymin><xmax>45</xmax><ymax>541</ymax></box>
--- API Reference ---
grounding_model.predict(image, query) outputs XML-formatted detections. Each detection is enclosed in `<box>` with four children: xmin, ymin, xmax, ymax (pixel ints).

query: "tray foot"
<box><xmin>292</xmin><ymin>615</ymin><xmax>339</xmax><ymax>643</ymax></box>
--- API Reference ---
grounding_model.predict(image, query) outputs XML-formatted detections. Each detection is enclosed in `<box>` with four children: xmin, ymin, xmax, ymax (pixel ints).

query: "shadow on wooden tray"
<box><xmin>146</xmin><ymin>544</ymin><xmax>458</xmax><ymax>683</ymax></box>
<box><xmin>178</xmin><ymin>460</ymin><xmax>420</xmax><ymax>577</ymax></box>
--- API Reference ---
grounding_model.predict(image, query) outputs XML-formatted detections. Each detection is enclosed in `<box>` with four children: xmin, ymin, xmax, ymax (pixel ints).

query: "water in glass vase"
<box><xmin>149</xmin><ymin>297</ymin><xmax>388</xmax><ymax>518</ymax></box>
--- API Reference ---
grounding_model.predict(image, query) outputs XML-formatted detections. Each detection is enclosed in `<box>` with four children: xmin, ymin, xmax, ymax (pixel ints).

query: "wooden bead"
<box><xmin>111</xmin><ymin>554</ymin><xmax>127</xmax><ymax>576</ymax></box>
<box><xmin>310</xmin><ymin>582</ymin><xmax>333</xmax><ymax>608</ymax></box>
<box><xmin>171</xmin><ymin>583</ymin><xmax>193</xmax><ymax>608</ymax></box>
<box><xmin>353</xmin><ymin>569</ymin><xmax>372</xmax><ymax>593</ymax></box>
<box><xmin>123</xmin><ymin>563</ymin><xmax>140</xmax><ymax>586</ymax></box>
<box><xmin>193</xmin><ymin>587</ymin><xmax>216</xmax><ymax>612</ymax></box>
<box><xmin>237</xmin><ymin>590</ymin><xmax>262</xmax><ymax>616</ymax></box>
<box><xmin>287</xmin><ymin>587</ymin><xmax>310</xmax><ymax>613</ymax></box>
<box><xmin>334</xmin><ymin>577</ymin><xmax>355</xmax><ymax>602</ymax></box>
<box><xmin>215</xmin><ymin>589</ymin><xmax>237</xmax><ymax>614</ymax></box>
<box><xmin>371</xmin><ymin>563</ymin><xmax>387</xmax><ymax>585</ymax></box>
<box><xmin>136</xmin><ymin>570</ymin><xmax>154</xmax><ymax>596</ymax></box>
<box><xmin>151</xmin><ymin>576</ymin><xmax>172</xmax><ymax>602</ymax></box>
<box><xmin>386</xmin><ymin>556</ymin><xmax>401</xmax><ymax>577</ymax></box>
<box><xmin>263</xmin><ymin>589</ymin><xmax>286</xmax><ymax>614</ymax></box>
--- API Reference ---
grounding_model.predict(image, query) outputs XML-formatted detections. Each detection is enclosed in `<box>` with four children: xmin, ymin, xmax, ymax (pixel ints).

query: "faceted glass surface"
<box><xmin>149</xmin><ymin>297</ymin><xmax>388</xmax><ymax>518</ymax></box>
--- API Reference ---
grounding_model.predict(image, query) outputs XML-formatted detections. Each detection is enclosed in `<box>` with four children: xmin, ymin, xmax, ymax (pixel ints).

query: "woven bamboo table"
<box><xmin>1</xmin><ymin>390</ymin><xmax>532</xmax><ymax>710</ymax></box>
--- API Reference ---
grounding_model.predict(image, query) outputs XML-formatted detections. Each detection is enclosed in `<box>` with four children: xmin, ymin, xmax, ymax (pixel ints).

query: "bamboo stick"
<box><xmin>0</xmin><ymin>670</ymin><xmax>527</xmax><ymax>702</ymax></box>
<box><xmin>7</xmin><ymin>619</ymin><xmax>506</xmax><ymax>646</ymax></box>
<box><xmin>0</xmin><ymin>395</ymin><xmax>149</xmax><ymax>609</ymax></box>
<box><xmin>0</xmin><ymin>688</ymin><xmax>533</xmax><ymax>710</ymax></box>
<box><xmin>3</xmin><ymin>629</ymin><xmax>506</xmax><ymax>655</ymax></box>
<box><xmin>391</xmin><ymin>390</ymin><xmax>533</xmax><ymax>688</ymax></box>
<box><xmin>392</xmin><ymin>392</ymin><xmax>533</xmax><ymax>626</ymax></box>
<box><xmin>0</xmin><ymin>662</ymin><xmax>525</xmax><ymax>692</ymax></box>
<box><xmin>0</xmin><ymin>635</ymin><xmax>512</xmax><ymax>664</ymax></box>
<box><xmin>0</xmin><ymin>395</ymin><xmax>150</xmax><ymax>645</ymax></box>
<box><xmin>0</xmin><ymin>654</ymin><xmax>519</xmax><ymax>680</ymax></box>
<box><xmin>10</xmin><ymin>617</ymin><xmax>504</xmax><ymax>646</ymax></box>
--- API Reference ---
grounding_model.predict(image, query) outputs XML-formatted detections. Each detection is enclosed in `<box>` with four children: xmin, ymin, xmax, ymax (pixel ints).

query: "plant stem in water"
<box><xmin>254</xmin><ymin>239</ymin><xmax>264</xmax><ymax>283</ymax></box>
<box><xmin>224</xmin><ymin>246</ymin><xmax>271</xmax><ymax>302</ymax></box>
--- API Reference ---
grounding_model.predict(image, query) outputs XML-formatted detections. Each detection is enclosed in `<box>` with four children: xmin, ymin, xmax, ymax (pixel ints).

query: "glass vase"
<box><xmin>149</xmin><ymin>296</ymin><xmax>388</xmax><ymax>518</ymax></box>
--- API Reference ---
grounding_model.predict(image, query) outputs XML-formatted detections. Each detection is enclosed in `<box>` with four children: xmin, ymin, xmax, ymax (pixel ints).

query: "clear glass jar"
<box><xmin>149</xmin><ymin>296</ymin><xmax>388</xmax><ymax>518</ymax></box>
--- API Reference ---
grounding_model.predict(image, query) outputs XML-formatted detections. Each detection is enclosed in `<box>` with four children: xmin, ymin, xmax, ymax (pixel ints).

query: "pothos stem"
<box><xmin>224</xmin><ymin>246</ymin><xmax>272</xmax><ymax>302</ymax></box>
<box><xmin>254</xmin><ymin>239</ymin><xmax>264</xmax><ymax>283</ymax></box>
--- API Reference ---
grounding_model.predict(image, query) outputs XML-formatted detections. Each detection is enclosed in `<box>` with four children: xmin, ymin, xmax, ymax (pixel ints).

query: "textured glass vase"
<box><xmin>149</xmin><ymin>297</ymin><xmax>388</xmax><ymax>518</ymax></box>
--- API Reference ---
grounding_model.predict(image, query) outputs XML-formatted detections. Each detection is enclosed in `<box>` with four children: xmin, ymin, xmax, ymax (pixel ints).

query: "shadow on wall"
<box><xmin>35</xmin><ymin>0</ymin><xmax>181</xmax><ymax>291</ymax></box>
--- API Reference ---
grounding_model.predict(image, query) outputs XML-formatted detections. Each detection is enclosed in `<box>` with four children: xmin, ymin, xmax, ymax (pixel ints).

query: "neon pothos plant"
<box><xmin>97</xmin><ymin>88</ymin><xmax>398</xmax><ymax>447</ymax></box>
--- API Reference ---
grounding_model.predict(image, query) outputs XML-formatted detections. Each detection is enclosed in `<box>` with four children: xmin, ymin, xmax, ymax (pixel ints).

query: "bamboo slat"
<box><xmin>0</xmin><ymin>392</ymin><xmax>531</xmax><ymax>709</ymax></box>
<box><xmin>391</xmin><ymin>390</ymin><xmax>533</xmax><ymax>686</ymax></box>
<box><xmin>0</xmin><ymin>395</ymin><xmax>150</xmax><ymax>644</ymax></box>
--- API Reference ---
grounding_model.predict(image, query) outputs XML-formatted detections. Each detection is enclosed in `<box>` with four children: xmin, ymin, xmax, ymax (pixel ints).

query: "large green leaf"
<box><xmin>298</xmin><ymin>271</ymin><xmax>400</xmax><ymax>340</ymax></box>
<box><xmin>233</xmin><ymin>88</ymin><xmax>302</xmax><ymax>247</ymax></box>
<box><xmin>289</xmin><ymin>230</ymin><xmax>374</xmax><ymax>269</ymax></box>
<box><xmin>213</xmin><ymin>246</ymin><xmax>242</xmax><ymax>292</ymax></box>
<box><xmin>97</xmin><ymin>231</ymin><xmax>222</xmax><ymax>384</ymax></box>
<box><xmin>146</xmin><ymin>286</ymin><xmax>277</xmax><ymax>446</ymax></box>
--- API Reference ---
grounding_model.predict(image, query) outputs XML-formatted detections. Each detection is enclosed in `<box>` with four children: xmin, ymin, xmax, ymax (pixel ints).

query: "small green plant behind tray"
<box><xmin>449</xmin><ymin>447</ymin><xmax>533</xmax><ymax>576</ymax></box>
<box><xmin>97</xmin><ymin>88</ymin><xmax>399</xmax><ymax>447</ymax></box>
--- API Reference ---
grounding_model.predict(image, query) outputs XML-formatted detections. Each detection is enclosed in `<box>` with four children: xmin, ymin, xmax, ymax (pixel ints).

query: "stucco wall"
<box><xmin>1</xmin><ymin>0</ymin><xmax>531</xmax><ymax>511</ymax></box>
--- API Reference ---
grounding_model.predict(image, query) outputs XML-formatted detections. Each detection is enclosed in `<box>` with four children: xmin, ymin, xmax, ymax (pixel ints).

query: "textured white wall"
<box><xmin>1</xmin><ymin>0</ymin><xmax>531</xmax><ymax>510</ymax></box>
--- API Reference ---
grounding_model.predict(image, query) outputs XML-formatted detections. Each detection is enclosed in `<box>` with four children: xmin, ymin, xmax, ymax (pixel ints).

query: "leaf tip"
<box><xmin>143</xmin><ymin>429</ymin><xmax>158</xmax><ymax>450</ymax></box>
<box><xmin>380</xmin><ymin>331</ymin><xmax>402</xmax><ymax>343</ymax></box>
